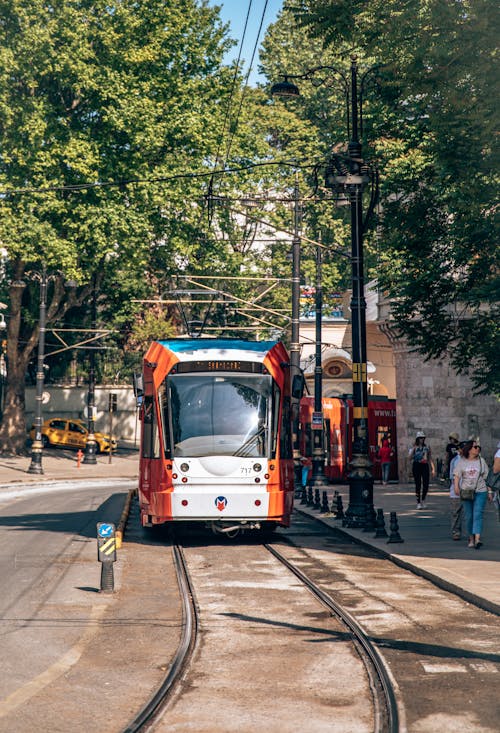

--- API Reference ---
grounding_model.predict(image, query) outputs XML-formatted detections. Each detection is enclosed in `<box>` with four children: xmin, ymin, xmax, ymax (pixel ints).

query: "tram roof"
<box><xmin>157</xmin><ymin>338</ymin><xmax>278</xmax><ymax>355</ymax></box>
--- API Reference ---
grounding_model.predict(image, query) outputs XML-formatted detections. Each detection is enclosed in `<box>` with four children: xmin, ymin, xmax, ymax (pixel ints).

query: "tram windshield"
<box><xmin>164</xmin><ymin>373</ymin><xmax>277</xmax><ymax>457</ymax></box>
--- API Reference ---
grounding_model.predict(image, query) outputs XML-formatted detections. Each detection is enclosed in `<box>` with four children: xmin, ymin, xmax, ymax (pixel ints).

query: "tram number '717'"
<box><xmin>240</xmin><ymin>466</ymin><xmax>254</xmax><ymax>476</ymax></box>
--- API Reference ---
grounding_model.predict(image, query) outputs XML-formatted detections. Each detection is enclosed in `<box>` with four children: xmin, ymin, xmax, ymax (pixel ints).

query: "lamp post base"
<box><xmin>83</xmin><ymin>437</ymin><xmax>98</xmax><ymax>465</ymax></box>
<box><xmin>345</xmin><ymin>453</ymin><xmax>374</xmax><ymax>528</ymax></box>
<box><xmin>310</xmin><ymin>457</ymin><xmax>330</xmax><ymax>491</ymax></box>
<box><xmin>28</xmin><ymin>445</ymin><xmax>44</xmax><ymax>475</ymax></box>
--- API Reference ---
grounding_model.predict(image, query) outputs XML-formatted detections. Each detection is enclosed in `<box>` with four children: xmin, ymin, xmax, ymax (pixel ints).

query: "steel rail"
<box><xmin>265</xmin><ymin>542</ymin><xmax>400</xmax><ymax>733</ymax></box>
<box><xmin>122</xmin><ymin>544</ymin><xmax>197</xmax><ymax>733</ymax></box>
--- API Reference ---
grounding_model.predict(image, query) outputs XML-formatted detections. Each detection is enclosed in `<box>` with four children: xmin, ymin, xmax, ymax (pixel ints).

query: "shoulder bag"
<box><xmin>486</xmin><ymin>467</ymin><xmax>500</xmax><ymax>492</ymax></box>
<box><xmin>459</xmin><ymin>459</ymin><xmax>484</xmax><ymax>501</ymax></box>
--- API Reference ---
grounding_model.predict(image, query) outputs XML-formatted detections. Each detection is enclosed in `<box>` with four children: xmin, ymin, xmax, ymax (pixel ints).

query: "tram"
<box><xmin>135</xmin><ymin>339</ymin><xmax>296</xmax><ymax>534</ymax></box>
<box><xmin>299</xmin><ymin>395</ymin><xmax>398</xmax><ymax>482</ymax></box>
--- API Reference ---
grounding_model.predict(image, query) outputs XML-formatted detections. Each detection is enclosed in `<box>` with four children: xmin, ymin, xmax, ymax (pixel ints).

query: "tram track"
<box><xmin>118</xmin><ymin>503</ymin><xmax>500</xmax><ymax>733</ymax></box>
<box><xmin>264</xmin><ymin>542</ymin><xmax>400</xmax><ymax>733</ymax></box>
<box><xmin>123</xmin><ymin>545</ymin><xmax>199</xmax><ymax>733</ymax></box>
<box><xmin>123</xmin><ymin>532</ymin><xmax>399</xmax><ymax>733</ymax></box>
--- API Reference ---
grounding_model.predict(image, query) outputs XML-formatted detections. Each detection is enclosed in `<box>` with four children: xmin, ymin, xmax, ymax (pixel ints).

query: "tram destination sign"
<box><xmin>174</xmin><ymin>360</ymin><xmax>264</xmax><ymax>374</ymax></box>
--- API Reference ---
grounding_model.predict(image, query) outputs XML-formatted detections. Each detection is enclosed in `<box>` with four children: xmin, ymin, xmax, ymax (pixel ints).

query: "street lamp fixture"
<box><xmin>27</xmin><ymin>268</ymin><xmax>75</xmax><ymax>474</ymax></box>
<box><xmin>28</xmin><ymin>265</ymin><xmax>49</xmax><ymax>475</ymax></box>
<box><xmin>272</xmin><ymin>56</ymin><xmax>380</xmax><ymax>528</ymax></box>
<box><xmin>83</xmin><ymin>274</ymin><xmax>98</xmax><ymax>464</ymax></box>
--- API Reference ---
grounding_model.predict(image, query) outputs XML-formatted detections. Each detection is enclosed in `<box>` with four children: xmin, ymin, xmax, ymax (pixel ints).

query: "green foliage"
<box><xmin>290</xmin><ymin>0</ymin><xmax>500</xmax><ymax>394</ymax></box>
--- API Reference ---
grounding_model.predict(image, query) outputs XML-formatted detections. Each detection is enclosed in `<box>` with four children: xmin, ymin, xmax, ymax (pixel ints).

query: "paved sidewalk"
<box><xmin>298</xmin><ymin>480</ymin><xmax>500</xmax><ymax>615</ymax></box>
<box><xmin>0</xmin><ymin>449</ymin><xmax>139</xmax><ymax>487</ymax></box>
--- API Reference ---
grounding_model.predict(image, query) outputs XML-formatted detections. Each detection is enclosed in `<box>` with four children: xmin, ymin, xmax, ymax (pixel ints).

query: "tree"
<box><xmin>0</xmin><ymin>0</ymin><xmax>239</xmax><ymax>453</ymax></box>
<box><xmin>289</xmin><ymin>0</ymin><xmax>500</xmax><ymax>394</ymax></box>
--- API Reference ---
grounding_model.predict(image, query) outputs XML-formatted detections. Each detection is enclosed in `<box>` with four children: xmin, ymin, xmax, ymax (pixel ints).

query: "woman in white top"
<box><xmin>453</xmin><ymin>439</ymin><xmax>489</xmax><ymax>548</ymax></box>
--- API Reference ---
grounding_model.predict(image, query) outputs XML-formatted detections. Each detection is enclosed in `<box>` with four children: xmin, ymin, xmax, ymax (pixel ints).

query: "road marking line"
<box><xmin>0</xmin><ymin>604</ymin><xmax>107</xmax><ymax>717</ymax></box>
<box><xmin>420</xmin><ymin>661</ymin><xmax>468</xmax><ymax>673</ymax></box>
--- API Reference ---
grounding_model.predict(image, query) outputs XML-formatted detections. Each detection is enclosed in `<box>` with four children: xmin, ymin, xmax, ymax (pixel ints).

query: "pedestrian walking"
<box><xmin>445</xmin><ymin>432</ymin><xmax>460</xmax><ymax>477</ymax></box>
<box><xmin>300</xmin><ymin>455</ymin><xmax>312</xmax><ymax>490</ymax></box>
<box><xmin>486</xmin><ymin>440</ymin><xmax>500</xmax><ymax>518</ymax></box>
<box><xmin>449</xmin><ymin>441</ymin><xmax>465</xmax><ymax>540</ymax></box>
<box><xmin>378</xmin><ymin>436</ymin><xmax>394</xmax><ymax>485</ymax></box>
<box><xmin>409</xmin><ymin>431</ymin><xmax>435</xmax><ymax>509</ymax></box>
<box><xmin>453</xmin><ymin>438</ymin><xmax>490</xmax><ymax>549</ymax></box>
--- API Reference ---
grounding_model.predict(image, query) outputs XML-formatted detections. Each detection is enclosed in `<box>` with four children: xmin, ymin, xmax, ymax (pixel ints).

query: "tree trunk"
<box><xmin>0</xmin><ymin>274</ymin><xmax>32</xmax><ymax>455</ymax></box>
<box><xmin>0</xmin><ymin>365</ymin><xmax>29</xmax><ymax>454</ymax></box>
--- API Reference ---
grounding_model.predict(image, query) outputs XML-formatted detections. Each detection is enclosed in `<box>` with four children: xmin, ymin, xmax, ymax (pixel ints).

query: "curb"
<box><xmin>116</xmin><ymin>488</ymin><xmax>137</xmax><ymax>549</ymax></box>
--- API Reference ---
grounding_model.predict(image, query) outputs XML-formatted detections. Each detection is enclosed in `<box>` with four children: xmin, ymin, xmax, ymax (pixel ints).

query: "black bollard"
<box><xmin>330</xmin><ymin>490</ymin><xmax>339</xmax><ymax>515</ymax></box>
<box><xmin>321</xmin><ymin>490</ymin><xmax>330</xmax><ymax>513</ymax></box>
<box><xmin>362</xmin><ymin>502</ymin><xmax>376</xmax><ymax>532</ymax></box>
<box><xmin>300</xmin><ymin>486</ymin><xmax>308</xmax><ymax>504</ymax></box>
<box><xmin>307</xmin><ymin>486</ymin><xmax>314</xmax><ymax>506</ymax></box>
<box><xmin>387</xmin><ymin>511</ymin><xmax>404</xmax><ymax>543</ymax></box>
<box><xmin>335</xmin><ymin>494</ymin><xmax>345</xmax><ymax>521</ymax></box>
<box><xmin>313</xmin><ymin>488</ymin><xmax>321</xmax><ymax>511</ymax></box>
<box><xmin>374</xmin><ymin>508</ymin><xmax>388</xmax><ymax>538</ymax></box>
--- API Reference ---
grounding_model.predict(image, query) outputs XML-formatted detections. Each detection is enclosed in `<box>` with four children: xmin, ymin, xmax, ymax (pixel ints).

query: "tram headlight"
<box><xmin>253</xmin><ymin>463</ymin><xmax>262</xmax><ymax>472</ymax></box>
<box><xmin>180</xmin><ymin>463</ymin><xmax>189</xmax><ymax>472</ymax></box>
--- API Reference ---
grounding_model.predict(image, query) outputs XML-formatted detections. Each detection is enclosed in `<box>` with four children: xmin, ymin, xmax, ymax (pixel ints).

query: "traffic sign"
<box><xmin>98</xmin><ymin>523</ymin><xmax>114</xmax><ymax>538</ymax></box>
<box><xmin>97</xmin><ymin>522</ymin><xmax>117</xmax><ymax>564</ymax></box>
<box><xmin>312</xmin><ymin>411</ymin><xmax>323</xmax><ymax>430</ymax></box>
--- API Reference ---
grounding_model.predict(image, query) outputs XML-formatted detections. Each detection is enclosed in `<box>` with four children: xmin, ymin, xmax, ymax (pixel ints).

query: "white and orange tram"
<box><xmin>136</xmin><ymin>339</ymin><xmax>295</xmax><ymax>535</ymax></box>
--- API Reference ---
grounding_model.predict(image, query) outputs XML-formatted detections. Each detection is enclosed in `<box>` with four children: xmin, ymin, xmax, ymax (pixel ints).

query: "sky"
<box><xmin>209</xmin><ymin>0</ymin><xmax>284</xmax><ymax>84</ymax></box>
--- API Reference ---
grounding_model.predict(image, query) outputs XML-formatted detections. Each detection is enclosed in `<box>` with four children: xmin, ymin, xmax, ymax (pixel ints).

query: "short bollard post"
<box><xmin>321</xmin><ymin>491</ymin><xmax>330</xmax><ymax>513</ymax></box>
<box><xmin>362</xmin><ymin>503</ymin><xmax>376</xmax><ymax>532</ymax></box>
<box><xmin>307</xmin><ymin>486</ymin><xmax>314</xmax><ymax>506</ymax></box>
<box><xmin>313</xmin><ymin>488</ymin><xmax>321</xmax><ymax>511</ymax></box>
<box><xmin>330</xmin><ymin>490</ymin><xmax>339</xmax><ymax>515</ymax></box>
<box><xmin>387</xmin><ymin>512</ymin><xmax>404</xmax><ymax>543</ymax></box>
<box><xmin>335</xmin><ymin>494</ymin><xmax>345</xmax><ymax>522</ymax></box>
<box><xmin>300</xmin><ymin>486</ymin><xmax>308</xmax><ymax>505</ymax></box>
<box><xmin>97</xmin><ymin>522</ymin><xmax>117</xmax><ymax>592</ymax></box>
<box><xmin>374</xmin><ymin>508</ymin><xmax>388</xmax><ymax>538</ymax></box>
<box><xmin>76</xmin><ymin>449</ymin><xmax>83</xmax><ymax>468</ymax></box>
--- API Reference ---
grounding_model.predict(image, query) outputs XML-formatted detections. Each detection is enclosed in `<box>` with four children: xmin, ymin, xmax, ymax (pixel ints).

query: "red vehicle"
<box><xmin>299</xmin><ymin>395</ymin><xmax>398</xmax><ymax>482</ymax></box>
<box><xmin>135</xmin><ymin>339</ymin><xmax>295</xmax><ymax>535</ymax></box>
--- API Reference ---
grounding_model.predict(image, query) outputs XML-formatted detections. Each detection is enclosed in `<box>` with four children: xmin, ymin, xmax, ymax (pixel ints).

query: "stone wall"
<box><xmin>392</xmin><ymin>339</ymin><xmax>499</xmax><ymax>480</ymax></box>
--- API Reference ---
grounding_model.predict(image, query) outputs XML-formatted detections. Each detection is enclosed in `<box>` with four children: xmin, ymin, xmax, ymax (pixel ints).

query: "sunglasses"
<box><xmin>472</xmin><ymin>444</ymin><xmax>481</xmax><ymax>449</ymax></box>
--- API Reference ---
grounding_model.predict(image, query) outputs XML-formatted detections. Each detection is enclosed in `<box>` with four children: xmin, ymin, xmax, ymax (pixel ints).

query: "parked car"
<box><xmin>29</xmin><ymin>418</ymin><xmax>118</xmax><ymax>453</ymax></box>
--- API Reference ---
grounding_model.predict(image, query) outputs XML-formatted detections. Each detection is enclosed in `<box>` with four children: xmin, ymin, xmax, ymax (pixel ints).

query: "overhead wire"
<box><xmin>220</xmin><ymin>0</ymin><xmax>270</xmax><ymax>171</ymax></box>
<box><xmin>206</xmin><ymin>0</ymin><xmax>254</xmax><ymax>223</ymax></box>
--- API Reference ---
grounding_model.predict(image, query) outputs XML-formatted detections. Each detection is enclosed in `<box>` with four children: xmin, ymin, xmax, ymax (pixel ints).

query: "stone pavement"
<box><xmin>298</xmin><ymin>480</ymin><xmax>500</xmax><ymax>616</ymax></box>
<box><xmin>0</xmin><ymin>451</ymin><xmax>498</xmax><ymax>615</ymax></box>
<box><xmin>0</xmin><ymin>448</ymin><xmax>139</xmax><ymax>487</ymax></box>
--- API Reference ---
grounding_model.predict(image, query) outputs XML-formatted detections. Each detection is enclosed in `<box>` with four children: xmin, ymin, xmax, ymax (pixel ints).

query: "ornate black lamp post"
<box><xmin>290</xmin><ymin>177</ymin><xmax>303</xmax><ymax>492</ymax></box>
<box><xmin>83</xmin><ymin>275</ymin><xmax>98</xmax><ymax>464</ymax></box>
<box><xmin>28</xmin><ymin>266</ymin><xmax>49</xmax><ymax>474</ymax></box>
<box><xmin>271</xmin><ymin>56</ymin><xmax>379</xmax><ymax>526</ymax></box>
<box><xmin>309</xmin><ymin>243</ymin><xmax>329</xmax><ymax>491</ymax></box>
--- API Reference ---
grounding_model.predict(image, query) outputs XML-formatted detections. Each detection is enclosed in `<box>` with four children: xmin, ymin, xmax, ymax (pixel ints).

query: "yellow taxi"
<box><xmin>29</xmin><ymin>418</ymin><xmax>118</xmax><ymax>453</ymax></box>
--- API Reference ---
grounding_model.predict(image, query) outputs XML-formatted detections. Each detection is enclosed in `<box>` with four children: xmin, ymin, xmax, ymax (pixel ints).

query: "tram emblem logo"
<box><xmin>215</xmin><ymin>496</ymin><xmax>228</xmax><ymax>512</ymax></box>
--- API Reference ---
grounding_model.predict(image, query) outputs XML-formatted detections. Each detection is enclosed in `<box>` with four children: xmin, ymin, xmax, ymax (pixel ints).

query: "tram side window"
<box><xmin>142</xmin><ymin>396</ymin><xmax>160</xmax><ymax>459</ymax></box>
<box><xmin>280</xmin><ymin>395</ymin><xmax>292</xmax><ymax>459</ymax></box>
<box><xmin>158</xmin><ymin>385</ymin><xmax>172</xmax><ymax>458</ymax></box>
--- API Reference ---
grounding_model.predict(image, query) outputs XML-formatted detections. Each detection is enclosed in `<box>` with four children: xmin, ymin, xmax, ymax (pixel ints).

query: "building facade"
<box><xmin>300</xmin><ymin>282</ymin><xmax>499</xmax><ymax>480</ymax></box>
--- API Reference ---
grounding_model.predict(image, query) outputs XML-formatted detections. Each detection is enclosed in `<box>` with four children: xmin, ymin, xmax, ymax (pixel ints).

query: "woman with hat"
<box><xmin>409</xmin><ymin>431</ymin><xmax>435</xmax><ymax>509</ymax></box>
